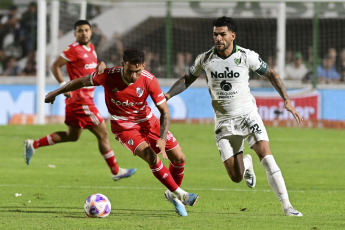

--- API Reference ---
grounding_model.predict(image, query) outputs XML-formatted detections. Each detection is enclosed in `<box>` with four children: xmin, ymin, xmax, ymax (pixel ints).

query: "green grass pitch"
<box><xmin>1</xmin><ymin>123</ymin><xmax>345</xmax><ymax>229</ymax></box>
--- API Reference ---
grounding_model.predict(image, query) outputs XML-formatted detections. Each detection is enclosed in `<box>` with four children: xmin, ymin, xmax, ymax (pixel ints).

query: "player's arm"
<box><xmin>51</xmin><ymin>56</ymin><xmax>72</xmax><ymax>98</ymax></box>
<box><xmin>155</xmin><ymin>101</ymin><xmax>170</xmax><ymax>160</ymax></box>
<box><xmin>45</xmin><ymin>74</ymin><xmax>93</xmax><ymax>104</ymax></box>
<box><xmin>262</xmin><ymin>67</ymin><xmax>303</xmax><ymax>123</ymax></box>
<box><xmin>97</xmin><ymin>61</ymin><xmax>106</xmax><ymax>71</ymax></box>
<box><xmin>165</xmin><ymin>72</ymin><xmax>198</xmax><ymax>101</ymax></box>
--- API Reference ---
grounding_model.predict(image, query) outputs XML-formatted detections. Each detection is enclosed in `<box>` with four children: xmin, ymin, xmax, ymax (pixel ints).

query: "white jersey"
<box><xmin>190</xmin><ymin>44</ymin><xmax>268</xmax><ymax>121</ymax></box>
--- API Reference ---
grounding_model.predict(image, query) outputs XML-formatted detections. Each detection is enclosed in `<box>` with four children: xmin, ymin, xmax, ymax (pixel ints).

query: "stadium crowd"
<box><xmin>1</xmin><ymin>2</ymin><xmax>345</xmax><ymax>83</ymax></box>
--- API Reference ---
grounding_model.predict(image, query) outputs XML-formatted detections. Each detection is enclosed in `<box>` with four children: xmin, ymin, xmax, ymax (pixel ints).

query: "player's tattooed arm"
<box><xmin>156</xmin><ymin>101</ymin><xmax>170</xmax><ymax>159</ymax></box>
<box><xmin>263</xmin><ymin>67</ymin><xmax>290</xmax><ymax>100</ymax></box>
<box><xmin>165</xmin><ymin>73</ymin><xmax>198</xmax><ymax>100</ymax></box>
<box><xmin>263</xmin><ymin>67</ymin><xmax>303</xmax><ymax>123</ymax></box>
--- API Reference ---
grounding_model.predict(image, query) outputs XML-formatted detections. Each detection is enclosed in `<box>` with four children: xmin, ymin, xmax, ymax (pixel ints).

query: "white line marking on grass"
<box><xmin>1</xmin><ymin>184</ymin><xmax>336</xmax><ymax>194</ymax></box>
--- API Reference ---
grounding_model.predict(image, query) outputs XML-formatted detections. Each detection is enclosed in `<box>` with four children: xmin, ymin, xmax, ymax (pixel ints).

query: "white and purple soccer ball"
<box><xmin>84</xmin><ymin>193</ymin><xmax>111</xmax><ymax>218</ymax></box>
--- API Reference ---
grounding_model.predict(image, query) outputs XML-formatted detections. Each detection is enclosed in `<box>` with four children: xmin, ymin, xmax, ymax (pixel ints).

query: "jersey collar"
<box><xmin>214</xmin><ymin>42</ymin><xmax>238</xmax><ymax>59</ymax></box>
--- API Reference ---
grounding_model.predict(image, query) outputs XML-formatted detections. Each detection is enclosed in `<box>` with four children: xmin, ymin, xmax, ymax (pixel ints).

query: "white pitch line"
<box><xmin>1</xmin><ymin>184</ymin><xmax>342</xmax><ymax>193</ymax></box>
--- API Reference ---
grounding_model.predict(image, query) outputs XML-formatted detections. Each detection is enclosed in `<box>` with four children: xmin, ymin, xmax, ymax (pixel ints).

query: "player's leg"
<box><xmin>166</xmin><ymin>145</ymin><xmax>185</xmax><ymax>187</ymax></box>
<box><xmin>166</xmin><ymin>145</ymin><xmax>198</xmax><ymax>207</ymax></box>
<box><xmin>24</xmin><ymin>126</ymin><xmax>82</xmax><ymax>165</ymax></box>
<box><xmin>252</xmin><ymin>140</ymin><xmax>302</xmax><ymax>216</ymax></box>
<box><xmin>88</xmin><ymin>121</ymin><xmax>136</xmax><ymax>181</ymax></box>
<box><xmin>134</xmin><ymin>142</ymin><xmax>188</xmax><ymax>216</ymax></box>
<box><xmin>147</xmin><ymin>120</ymin><xmax>198</xmax><ymax>208</ymax></box>
<box><xmin>218</xmin><ymin>135</ymin><xmax>253</xmax><ymax>185</ymax></box>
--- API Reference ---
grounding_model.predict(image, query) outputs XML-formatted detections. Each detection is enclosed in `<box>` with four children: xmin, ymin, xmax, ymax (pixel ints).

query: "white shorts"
<box><xmin>215</xmin><ymin>110</ymin><xmax>269</xmax><ymax>162</ymax></box>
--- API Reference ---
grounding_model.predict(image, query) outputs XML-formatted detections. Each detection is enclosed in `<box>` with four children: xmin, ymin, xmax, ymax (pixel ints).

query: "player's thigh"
<box><xmin>114</xmin><ymin>129</ymin><xmax>148</xmax><ymax>155</ymax></box>
<box><xmin>65</xmin><ymin>104</ymin><xmax>104</xmax><ymax>129</ymax></box>
<box><xmin>217</xmin><ymin>135</ymin><xmax>244</xmax><ymax>162</ymax></box>
<box><xmin>88</xmin><ymin>121</ymin><xmax>109</xmax><ymax>140</ymax></box>
<box><xmin>134</xmin><ymin>141</ymin><xmax>159</xmax><ymax>165</ymax></box>
<box><xmin>244</xmin><ymin>111</ymin><xmax>269</xmax><ymax>146</ymax></box>
<box><xmin>147</xmin><ymin>117</ymin><xmax>180</xmax><ymax>154</ymax></box>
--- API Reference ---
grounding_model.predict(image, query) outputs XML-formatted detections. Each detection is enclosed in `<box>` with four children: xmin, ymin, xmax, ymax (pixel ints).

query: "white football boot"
<box><xmin>284</xmin><ymin>206</ymin><xmax>303</xmax><ymax>217</ymax></box>
<box><xmin>243</xmin><ymin>154</ymin><xmax>256</xmax><ymax>188</ymax></box>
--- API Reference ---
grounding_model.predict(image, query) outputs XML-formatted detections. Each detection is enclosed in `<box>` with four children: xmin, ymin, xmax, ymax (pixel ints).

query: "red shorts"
<box><xmin>65</xmin><ymin>103</ymin><xmax>104</xmax><ymax>129</ymax></box>
<box><xmin>112</xmin><ymin>117</ymin><xmax>179</xmax><ymax>154</ymax></box>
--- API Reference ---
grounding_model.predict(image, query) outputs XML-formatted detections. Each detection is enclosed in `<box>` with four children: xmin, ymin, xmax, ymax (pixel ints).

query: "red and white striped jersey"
<box><xmin>91</xmin><ymin>67</ymin><xmax>166</xmax><ymax>131</ymax></box>
<box><xmin>61</xmin><ymin>41</ymin><xmax>97</xmax><ymax>105</ymax></box>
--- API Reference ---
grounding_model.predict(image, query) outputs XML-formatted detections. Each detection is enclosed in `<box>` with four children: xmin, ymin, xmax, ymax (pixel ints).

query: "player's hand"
<box><xmin>63</xmin><ymin>91</ymin><xmax>72</xmax><ymax>98</ymax></box>
<box><xmin>164</xmin><ymin>93</ymin><xmax>171</xmax><ymax>101</ymax></box>
<box><xmin>284</xmin><ymin>100</ymin><xmax>303</xmax><ymax>123</ymax></box>
<box><xmin>156</xmin><ymin>138</ymin><xmax>168</xmax><ymax>160</ymax></box>
<box><xmin>45</xmin><ymin>92</ymin><xmax>57</xmax><ymax>104</ymax></box>
<box><xmin>97</xmin><ymin>61</ymin><xmax>106</xmax><ymax>71</ymax></box>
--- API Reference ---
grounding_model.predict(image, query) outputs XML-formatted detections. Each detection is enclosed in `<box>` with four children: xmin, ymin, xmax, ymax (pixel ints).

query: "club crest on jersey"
<box><xmin>128</xmin><ymin>138</ymin><xmax>134</xmax><ymax>146</ymax></box>
<box><xmin>84</xmin><ymin>54</ymin><xmax>88</xmax><ymax>58</ymax></box>
<box><xmin>234</xmin><ymin>58</ymin><xmax>241</xmax><ymax>65</ymax></box>
<box><xmin>136</xmin><ymin>87</ymin><xmax>144</xmax><ymax>98</ymax></box>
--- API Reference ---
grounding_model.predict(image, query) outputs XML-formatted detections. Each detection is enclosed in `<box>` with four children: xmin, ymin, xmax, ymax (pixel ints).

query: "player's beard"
<box><xmin>215</xmin><ymin>42</ymin><xmax>230</xmax><ymax>53</ymax></box>
<box><xmin>78</xmin><ymin>37</ymin><xmax>90</xmax><ymax>45</ymax></box>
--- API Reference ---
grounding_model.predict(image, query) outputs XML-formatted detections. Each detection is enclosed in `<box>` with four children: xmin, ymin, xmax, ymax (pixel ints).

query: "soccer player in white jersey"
<box><xmin>165</xmin><ymin>16</ymin><xmax>303</xmax><ymax>217</ymax></box>
<box><xmin>45</xmin><ymin>48</ymin><xmax>199</xmax><ymax>216</ymax></box>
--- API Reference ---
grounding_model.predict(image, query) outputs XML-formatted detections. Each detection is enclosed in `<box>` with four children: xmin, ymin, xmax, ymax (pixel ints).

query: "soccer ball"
<box><xmin>84</xmin><ymin>193</ymin><xmax>111</xmax><ymax>218</ymax></box>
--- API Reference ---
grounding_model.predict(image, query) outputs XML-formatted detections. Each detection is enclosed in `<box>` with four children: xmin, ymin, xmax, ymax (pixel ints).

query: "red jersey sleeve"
<box><xmin>147</xmin><ymin>73</ymin><xmax>166</xmax><ymax>105</ymax></box>
<box><xmin>62</xmin><ymin>44</ymin><xmax>78</xmax><ymax>62</ymax></box>
<box><xmin>91</xmin><ymin>68</ymin><xmax>108</xmax><ymax>86</ymax></box>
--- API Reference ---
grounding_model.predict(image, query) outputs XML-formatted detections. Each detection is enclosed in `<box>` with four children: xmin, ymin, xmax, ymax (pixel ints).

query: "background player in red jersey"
<box><xmin>44</xmin><ymin>48</ymin><xmax>199</xmax><ymax>216</ymax></box>
<box><xmin>24</xmin><ymin>20</ymin><xmax>136</xmax><ymax>181</ymax></box>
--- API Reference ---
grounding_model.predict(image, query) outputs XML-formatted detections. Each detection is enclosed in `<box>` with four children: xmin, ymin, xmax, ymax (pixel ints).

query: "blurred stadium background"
<box><xmin>0</xmin><ymin>0</ymin><xmax>345</xmax><ymax>128</ymax></box>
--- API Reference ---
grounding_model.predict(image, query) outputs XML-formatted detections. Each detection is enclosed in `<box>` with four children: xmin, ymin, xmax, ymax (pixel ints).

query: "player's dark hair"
<box><xmin>74</xmin><ymin>20</ymin><xmax>91</xmax><ymax>30</ymax></box>
<box><xmin>123</xmin><ymin>48</ymin><xmax>145</xmax><ymax>64</ymax></box>
<box><xmin>213</xmin><ymin>16</ymin><xmax>237</xmax><ymax>33</ymax></box>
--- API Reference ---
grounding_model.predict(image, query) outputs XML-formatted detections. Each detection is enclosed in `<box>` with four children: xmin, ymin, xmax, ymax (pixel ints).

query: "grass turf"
<box><xmin>1</xmin><ymin>123</ymin><xmax>345</xmax><ymax>229</ymax></box>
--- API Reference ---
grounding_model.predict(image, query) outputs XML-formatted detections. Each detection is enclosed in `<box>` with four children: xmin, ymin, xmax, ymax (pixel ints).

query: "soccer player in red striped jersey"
<box><xmin>24</xmin><ymin>20</ymin><xmax>136</xmax><ymax>181</ymax></box>
<box><xmin>44</xmin><ymin>48</ymin><xmax>199</xmax><ymax>216</ymax></box>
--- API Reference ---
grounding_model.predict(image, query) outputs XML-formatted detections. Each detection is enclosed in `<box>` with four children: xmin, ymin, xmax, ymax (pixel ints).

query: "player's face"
<box><xmin>122</xmin><ymin>62</ymin><xmax>146</xmax><ymax>83</ymax></box>
<box><xmin>74</xmin><ymin>24</ymin><xmax>92</xmax><ymax>45</ymax></box>
<box><xmin>213</xmin><ymin>26</ymin><xmax>236</xmax><ymax>54</ymax></box>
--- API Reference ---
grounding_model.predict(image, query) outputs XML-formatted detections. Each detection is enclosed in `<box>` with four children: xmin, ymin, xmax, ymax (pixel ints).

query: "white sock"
<box><xmin>172</xmin><ymin>187</ymin><xmax>188</xmax><ymax>200</ymax></box>
<box><xmin>261</xmin><ymin>155</ymin><xmax>291</xmax><ymax>210</ymax></box>
<box><xmin>243</xmin><ymin>155</ymin><xmax>251</xmax><ymax>174</ymax></box>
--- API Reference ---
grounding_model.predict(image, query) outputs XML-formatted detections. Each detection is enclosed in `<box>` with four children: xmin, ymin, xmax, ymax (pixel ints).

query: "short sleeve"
<box><xmin>149</xmin><ymin>76</ymin><xmax>166</xmax><ymax>105</ymax></box>
<box><xmin>189</xmin><ymin>53</ymin><xmax>205</xmax><ymax>77</ymax></box>
<box><xmin>61</xmin><ymin>46</ymin><xmax>77</xmax><ymax>62</ymax></box>
<box><xmin>91</xmin><ymin>68</ymin><xmax>108</xmax><ymax>86</ymax></box>
<box><xmin>247</xmin><ymin>50</ymin><xmax>268</xmax><ymax>75</ymax></box>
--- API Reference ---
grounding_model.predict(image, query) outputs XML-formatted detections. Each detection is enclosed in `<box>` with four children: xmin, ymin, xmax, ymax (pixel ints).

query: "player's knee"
<box><xmin>143</xmin><ymin>147</ymin><xmax>158</xmax><ymax>165</ymax></box>
<box><xmin>67</xmin><ymin>135</ymin><xmax>79</xmax><ymax>142</ymax></box>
